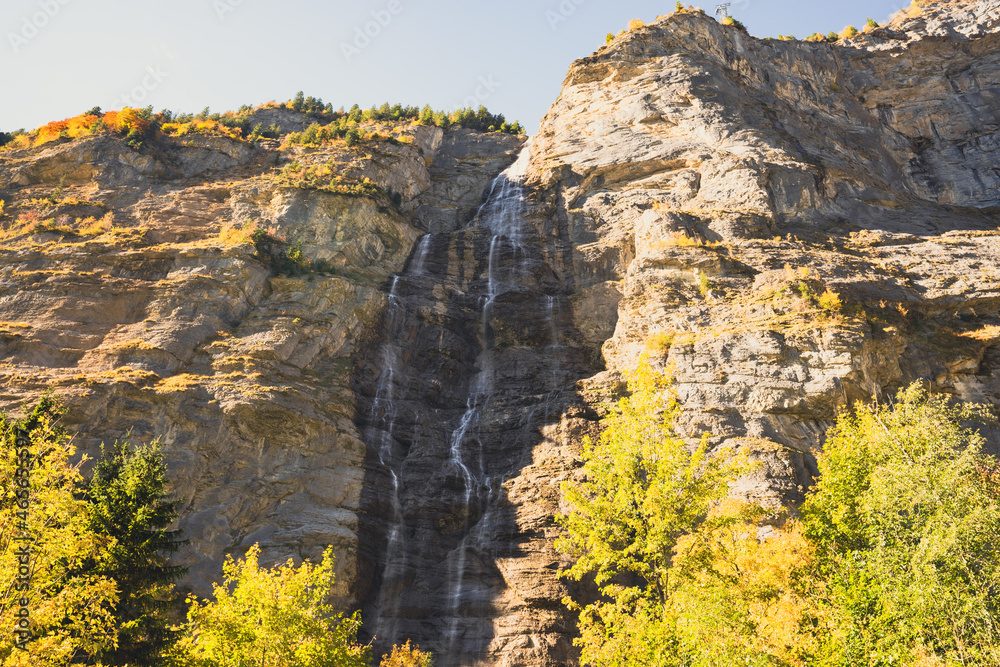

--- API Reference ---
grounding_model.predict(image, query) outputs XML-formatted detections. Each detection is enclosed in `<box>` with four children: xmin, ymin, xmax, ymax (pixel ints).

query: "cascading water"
<box><xmin>358</xmin><ymin>141</ymin><xmax>585</xmax><ymax>666</ymax></box>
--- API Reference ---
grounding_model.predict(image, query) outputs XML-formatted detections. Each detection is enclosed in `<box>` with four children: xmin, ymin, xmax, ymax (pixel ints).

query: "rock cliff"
<box><xmin>2</xmin><ymin>1</ymin><xmax>1000</xmax><ymax>666</ymax></box>
<box><xmin>528</xmin><ymin>0</ymin><xmax>1000</xmax><ymax>518</ymax></box>
<box><xmin>0</xmin><ymin>121</ymin><xmax>523</xmax><ymax>607</ymax></box>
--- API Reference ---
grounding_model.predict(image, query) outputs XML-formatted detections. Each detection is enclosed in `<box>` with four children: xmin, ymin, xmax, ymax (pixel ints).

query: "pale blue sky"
<box><xmin>2</xmin><ymin>0</ymin><xmax>910</xmax><ymax>135</ymax></box>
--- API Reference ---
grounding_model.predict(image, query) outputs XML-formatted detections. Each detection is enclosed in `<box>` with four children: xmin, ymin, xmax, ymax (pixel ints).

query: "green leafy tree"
<box><xmin>291</xmin><ymin>91</ymin><xmax>305</xmax><ymax>112</ymax></box>
<box><xmin>557</xmin><ymin>358</ymin><xmax>745</xmax><ymax>666</ymax></box>
<box><xmin>86</xmin><ymin>439</ymin><xmax>187</xmax><ymax>666</ymax></box>
<box><xmin>176</xmin><ymin>544</ymin><xmax>369</xmax><ymax>667</ymax></box>
<box><xmin>801</xmin><ymin>384</ymin><xmax>1000</xmax><ymax>665</ymax></box>
<box><xmin>0</xmin><ymin>396</ymin><xmax>118</xmax><ymax>666</ymax></box>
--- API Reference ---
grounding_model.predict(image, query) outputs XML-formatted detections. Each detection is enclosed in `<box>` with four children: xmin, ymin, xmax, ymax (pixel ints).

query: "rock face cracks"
<box><xmin>2</xmin><ymin>3</ymin><xmax>1000</xmax><ymax>666</ymax></box>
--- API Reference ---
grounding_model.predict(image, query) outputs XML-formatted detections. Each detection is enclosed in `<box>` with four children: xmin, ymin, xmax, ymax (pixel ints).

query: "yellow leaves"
<box><xmin>77</xmin><ymin>212</ymin><xmax>115</xmax><ymax>237</ymax></box>
<box><xmin>179</xmin><ymin>544</ymin><xmax>370</xmax><ymax>667</ymax></box>
<box><xmin>379</xmin><ymin>639</ymin><xmax>433</xmax><ymax>667</ymax></box>
<box><xmin>217</xmin><ymin>220</ymin><xmax>261</xmax><ymax>246</ymax></box>
<box><xmin>671</xmin><ymin>515</ymin><xmax>831</xmax><ymax>666</ymax></box>
<box><xmin>160</xmin><ymin>120</ymin><xmax>243</xmax><ymax>141</ymax></box>
<box><xmin>817</xmin><ymin>290</ymin><xmax>843</xmax><ymax>312</ymax></box>
<box><xmin>0</xmin><ymin>406</ymin><xmax>120</xmax><ymax>664</ymax></box>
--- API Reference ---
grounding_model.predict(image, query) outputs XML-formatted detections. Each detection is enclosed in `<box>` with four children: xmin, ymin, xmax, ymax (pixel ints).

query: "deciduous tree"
<box><xmin>177</xmin><ymin>544</ymin><xmax>369</xmax><ymax>667</ymax></box>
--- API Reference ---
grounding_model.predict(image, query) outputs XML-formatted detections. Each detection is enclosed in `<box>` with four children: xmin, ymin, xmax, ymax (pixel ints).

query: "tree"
<box><xmin>291</xmin><ymin>91</ymin><xmax>305</xmax><ymax>112</ymax></box>
<box><xmin>177</xmin><ymin>544</ymin><xmax>370</xmax><ymax>667</ymax></box>
<box><xmin>0</xmin><ymin>395</ymin><xmax>118</xmax><ymax>666</ymax></box>
<box><xmin>344</xmin><ymin>128</ymin><xmax>363</xmax><ymax>147</ymax></box>
<box><xmin>556</xmin><ymin>358</ymin><xmax>746</xmax><ymax>666</ymax></box>
<box><xmin>86</xmin><ymin>439</ymin><xmax>187</xmax><ymax>666</ymax></box>
<box><xmin>380</xmin><ymin>640</ymin><xmax>433</xmax><ymax>667</ymax></box>
<box><xmin>668</xmin><ymin>509</ymin><xmax>835</xmax><ymax>665</ymax></box>
<box><xmin>801</xmin><ymin>384</ymin><xmax>1000</xmax><ymax>665</ymax></box>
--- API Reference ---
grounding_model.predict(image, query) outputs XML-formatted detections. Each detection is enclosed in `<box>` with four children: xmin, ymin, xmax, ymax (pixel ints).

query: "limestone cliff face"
<box><xmin>0</xmin><ymin>123</ymin><xmax>522</xmax><ymax>604</ymax></box>
<box><xmin>3</xmin><ymin>2</ymin><xmax>1000</xmax><ymax>666</ymax></box>
<box><xmin>527</xmin><ymin>0</ymin><xmax>1000</xmax><ymax>515</ymax></box>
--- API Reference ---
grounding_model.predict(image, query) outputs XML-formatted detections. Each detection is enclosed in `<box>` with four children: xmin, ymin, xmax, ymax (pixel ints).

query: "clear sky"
<box><xmin>1</xmin><ymin>0</ymin><xmax>911</xmax><ymax>135</ymax></box>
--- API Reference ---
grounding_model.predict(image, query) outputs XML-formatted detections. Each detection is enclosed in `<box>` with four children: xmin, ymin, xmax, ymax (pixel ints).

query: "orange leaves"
<box><xmin>107</xmin><ymin>107</ymin><xmax>151</xmax><ymax>137</ymax></box>
<box><xmin>10</xmin><ymin>108</ymin><xmax>164</xmax><ymax>151</ymax></box>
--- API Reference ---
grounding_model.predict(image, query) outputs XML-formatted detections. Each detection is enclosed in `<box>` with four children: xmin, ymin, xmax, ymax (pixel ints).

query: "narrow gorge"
<box><xmin>2</xmin><ymin>1</ymin><xmax>1000</xmax><ymax>665</ymax></box>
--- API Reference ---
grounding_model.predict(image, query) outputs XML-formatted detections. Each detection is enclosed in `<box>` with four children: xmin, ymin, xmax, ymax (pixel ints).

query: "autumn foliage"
<box><xmin>4</xmin><ymin>107</ymin><xmax>247</xmax><ymax>152</ymax></box>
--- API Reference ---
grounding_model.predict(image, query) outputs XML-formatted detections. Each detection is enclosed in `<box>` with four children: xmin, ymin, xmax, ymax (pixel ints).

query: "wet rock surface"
<box><xmin>0</xmin><ymin>126</ymin><xmax>521</xmax><ymax>604</ymax></box>
<box><xmin>2</xmin><ymin>3</ymin><xmax>1000</xmax><ymax>666</ymax></box>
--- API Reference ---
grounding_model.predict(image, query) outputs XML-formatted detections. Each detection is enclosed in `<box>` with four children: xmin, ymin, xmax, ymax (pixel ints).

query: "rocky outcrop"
<box><xmin>3</xmin><ymin>3</ymin><xmax>1000</xmax><ymax>666</ymax></box>
<box><xmin>525</xmin><ymin>1</ymin><xmax>1000</xmax><ymax>513</ymax></box>
<box><xmin>0</xmin><ymin>125</ymin><xmax>522</xmax><ymax>602</ymax></box>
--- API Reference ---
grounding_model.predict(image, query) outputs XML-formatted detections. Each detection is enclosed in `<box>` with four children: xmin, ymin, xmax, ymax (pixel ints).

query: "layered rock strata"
<box><xmin>0</xmin><ymin>124</ymin><xmax>522</xmax><ymax>602</ymax></box>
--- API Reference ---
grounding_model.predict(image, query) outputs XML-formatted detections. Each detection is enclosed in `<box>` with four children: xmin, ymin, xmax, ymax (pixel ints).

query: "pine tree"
<box><xmin>86</xmin><ymin>439</ymin><xmax>187</xmax><ymax>666</ymax></box>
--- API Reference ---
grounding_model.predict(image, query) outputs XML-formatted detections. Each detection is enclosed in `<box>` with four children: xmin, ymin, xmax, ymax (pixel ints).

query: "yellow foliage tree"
<box><xmin>0</xmin><ymin>396</ymin><xmax>118</xmax><ymax>667</ymax></box>
<box><xmin>380</xmin><ymin>639</ymin><xmax>433</xmax><ymax>667</ymax></box>
<box><xmin>176</xmin><ymin>544</ymin><xmax>369</xmax><ymax>667</ymax></box>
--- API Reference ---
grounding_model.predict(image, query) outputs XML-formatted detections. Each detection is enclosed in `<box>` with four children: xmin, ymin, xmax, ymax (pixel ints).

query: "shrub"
<box><xmin>628</xmin><ymin>18</ymin><xmax>645</xmax><ymax>31</ymax></box>
<box><xmin>78</xmin><ymin>212</ymin><xmax>115</xmax><ymax>236</ymax></box>
<box><xmin>645</xmin><ymin>331</ymin><xmax>675</xmax><ymax>355</ymax></box>
<box><xmin>606</xmin><ymin>32</ymin><xmax>615</xmax><ymax>45</ymax></box>
<box><xmin>866</xmin><ymin>17</ymin><xmax>879</xmax><ymax>29</ymax></box>
<box><xmin>818</xmin><ymin>289</ymin><xmax>843</xmax><ymax>312</ymax></box>
<box><xmin>841</xmin><ymin>25</ymin><xmax>859</xmax><ymax>39</ymax></box>
<box><xmin>697</xmin><ymin>270</ymin><xmax>711</xmax><ymax>298</ymax></box>
<box><xmin>380</xmin><ymin>640</ymin><xmax>433</xmax><ymax>667</ymax></box>
<box><xmin>721</xmin><ymin>16</ymin><xmax>747</xmax><ymax>31</ymax></box>
<box><xmin>826</xmin><ymin>31</ymin><xmax>839</xmax><ymax>41</ymax></box>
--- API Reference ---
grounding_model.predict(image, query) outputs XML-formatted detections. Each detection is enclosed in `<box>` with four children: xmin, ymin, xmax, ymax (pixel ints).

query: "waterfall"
<box><xmin>360</xmin><ymin>140</ymin><xmax>578</xmax><ymax>666</ymax></box>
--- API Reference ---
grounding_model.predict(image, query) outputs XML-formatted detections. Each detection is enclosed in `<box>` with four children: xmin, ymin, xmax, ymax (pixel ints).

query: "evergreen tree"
<box><xmin>291</xmin><ymin>91</ymin><xmax>305</xmax><ymax>112</ymax></box>
<box><xmin>86</xmin><ymin>439</ymin><xmax>187</xmax><ymax>666</ymax></box>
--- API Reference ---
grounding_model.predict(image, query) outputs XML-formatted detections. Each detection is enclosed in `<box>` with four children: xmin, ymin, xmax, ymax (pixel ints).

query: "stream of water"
<box><xmin>362</xmin><ymin>143</ymin><xmax>569</xmax><ymax>666</ymax></box>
